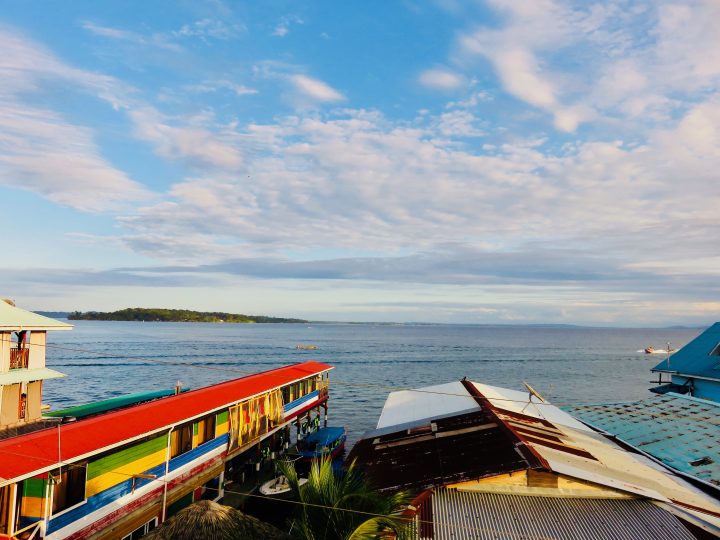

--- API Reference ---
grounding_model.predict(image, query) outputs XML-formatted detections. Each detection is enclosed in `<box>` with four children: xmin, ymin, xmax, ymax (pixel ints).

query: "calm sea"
<box><xmin>43</xmin><ymin>322</ymin><xmax>702</xmax><ymax>446</ymax></box>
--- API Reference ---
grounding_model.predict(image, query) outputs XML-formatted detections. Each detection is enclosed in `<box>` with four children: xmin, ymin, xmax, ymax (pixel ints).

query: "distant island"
<box><xmin>67</xmin><ymin>308</ymin><xmax>307</xmax><ymax>324</ymax></box>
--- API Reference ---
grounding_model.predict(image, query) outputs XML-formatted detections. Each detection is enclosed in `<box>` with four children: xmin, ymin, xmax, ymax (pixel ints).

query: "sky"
<box><xmin>1</xmin><ymin>0</ymin><xmax>719</xmax><ymax>326</ymax></box>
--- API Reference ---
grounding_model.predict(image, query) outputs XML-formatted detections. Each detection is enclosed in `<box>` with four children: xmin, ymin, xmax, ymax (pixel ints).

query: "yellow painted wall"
<box><xmin>86</xmin><ymin>449</ymin><xmax>167</xmax><ymax>498</ymax></box>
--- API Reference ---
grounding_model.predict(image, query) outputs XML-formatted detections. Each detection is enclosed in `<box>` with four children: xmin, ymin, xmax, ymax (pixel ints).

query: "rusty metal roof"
<box><xmin>347</xmin><ymin>410</ymin><xmax>532</xmax><ymax>493</ymax></box>
<box><xmin>350</xmin><ymin>378</ymin><xmax>720</xmax><ymax>530</ymax></box>
<box><xmin>424</xmin><ymin>488</ymin><xmax>697</xmax><ymax>540</ymax></box>
<box><xmin>566</xmin><ymin>392</ymin><xmax>720</xmax><ymax>488</ymax></box>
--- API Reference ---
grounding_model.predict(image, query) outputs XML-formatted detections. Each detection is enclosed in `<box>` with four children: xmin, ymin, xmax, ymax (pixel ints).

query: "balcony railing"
<box><xmin>10</xmin><ymin>348</ymin><xmax>29</xmax><ymax>370</ymax></box>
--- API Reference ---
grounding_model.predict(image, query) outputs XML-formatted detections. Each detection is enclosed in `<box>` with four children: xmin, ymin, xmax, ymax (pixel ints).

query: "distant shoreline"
<box><xmin>62</xmin><ymin>308</ymin><xmax>307</xmax><ymax>324</ymax></box>
<box><xmin>32</xmin><ymin>311</ymin><xmax>707</xmax><ymax>329</ymax></box>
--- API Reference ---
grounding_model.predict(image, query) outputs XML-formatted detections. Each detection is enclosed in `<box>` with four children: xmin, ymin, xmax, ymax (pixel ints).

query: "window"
<box><xmin>282</xmin><ymin>385</ymin><xmax>290</xmax><ymax>404</ymax></box>
<box><xmin>170</xmin><ymin>424</ymin><xmax>193</xmax><ymax>458</ymax></box>
<box><xmin>196</xmin><ymin>414</ymin><xmax>216</xmax><ymax>446</ymax></box>
<box><xmin>121</xmin><ymin>517</ymin><xmax>158</xmax><ymax>540</ymax></box>
<box><xmin>52</xmin><ymin>464</ymin><xmax>87</xmax><ymax>514</ymax></box>
<box><xmin>711</xmin><ymin>342</ymin><xmax>720</xmax><ymax>357</ymax></box>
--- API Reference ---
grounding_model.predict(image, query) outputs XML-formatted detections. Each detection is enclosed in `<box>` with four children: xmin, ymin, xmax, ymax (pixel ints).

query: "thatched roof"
<box><xmin>144</xmin><ymin>500</ymin><xmax>291</xmax><ymax>540</ymax></box>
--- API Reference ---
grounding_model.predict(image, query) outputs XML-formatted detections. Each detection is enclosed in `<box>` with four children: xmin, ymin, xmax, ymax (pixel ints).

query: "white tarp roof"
<box><xmin>470</xmin><ymin>381</ymin><xmax>595</xmax><ymax>433</ymax></box>
<box><xmin>376</xmin><ymin>381</ymin><xmax>479</xmax><ymax>429</ymax></box>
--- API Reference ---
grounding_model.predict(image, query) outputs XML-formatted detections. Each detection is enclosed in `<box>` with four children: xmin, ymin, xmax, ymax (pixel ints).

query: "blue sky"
<box><xmin>1</xmin><ymin>0</ymin><xmax>719</xmax><ymax>325</ymax></box>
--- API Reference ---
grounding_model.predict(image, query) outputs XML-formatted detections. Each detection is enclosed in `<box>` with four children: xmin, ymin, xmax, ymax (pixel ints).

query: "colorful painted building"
<box><xmin>0</xmin><ymin>301</ymin><xmax>333</xmax><ymax>539</ymax></box>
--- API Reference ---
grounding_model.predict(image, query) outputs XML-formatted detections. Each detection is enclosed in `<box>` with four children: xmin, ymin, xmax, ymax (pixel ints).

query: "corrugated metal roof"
<box><xmin>352</xmin><ymin>377</ymin><xmax>720</xmax><ymax>528</ymax></box>
<box><xmin>652</xmin><ymin>322</ymin><xmax>720</xmax><ymax>379</ymax></box>
<box><xmin>0</xmin><ymin>301</ymin><xmax>72</xmax><ymax>331</ymax></box>
<box><xmin>426</xmin><ymin>489</ymin><xmax>696</xmax><ymax>540</ymax></box>
<box><xmin>0</xmin><ymin>367</ymin><xmax>65</xmax><ymax>385</ymax></box>
<box><xmin>470</xmin><ymin>381</ymin><xmax>595</xmax><ymax>433</ymax></box>
<box><xmin>566</xmin><ymin>393</ymin><xmax>720</xmax><ymax>487</ymax></box>
<box><xmin>471</xmin><ymin>386</ymin><xmax>720</xmax><ymax>516</ymax></box>
<box><xmin>348</xmin><ymin>410</ymin><xmax>531</xmax><ymax>492</ymax></box>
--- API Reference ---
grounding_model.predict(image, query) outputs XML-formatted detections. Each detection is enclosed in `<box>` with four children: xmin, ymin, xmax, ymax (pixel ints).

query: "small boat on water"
<box><xmin>259</xmin><ymin>475</ymin><xmax>308</xmax><ymax>498</ymax></box>
<box><xmin>295</xmin><ymin>344</ymin><xmax>318</xmax><ymax>350</ymax></box>
<box><xmin>643</xmin><ymin>345</ymin><xmax>678</xmax><ymax>354</ymax></box>
<box><xmin>297</xmin><ymin>426</ymin><xmax>346</xmax><ymax>461</ymax></box>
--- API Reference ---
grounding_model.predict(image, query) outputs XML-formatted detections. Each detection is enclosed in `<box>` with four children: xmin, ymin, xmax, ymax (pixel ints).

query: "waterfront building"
<box><xmin>651</xmin><ymin>322</ymin><xmax>720</xmax><ymax>401</ymax></box>
<box><xmin>0</xmin><ymin>301</ymin><xmax>333</xmax><ymax>539</ymax></box>
<box><xmin>568</xmin><ymin>322</ymin><xmax>720</xmax><ymax>491</ymax></box>
<box><xmin>348</xmin><ymin>379</ymin><xmax>720</xmax><ymax>539</ymax></box>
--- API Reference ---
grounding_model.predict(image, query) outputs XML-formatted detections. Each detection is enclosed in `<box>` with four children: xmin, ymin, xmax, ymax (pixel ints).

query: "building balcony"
<box><xmin>9</xmin><ymin>348</ymin><xmax>29</xmax><ymax>370</ymax></box>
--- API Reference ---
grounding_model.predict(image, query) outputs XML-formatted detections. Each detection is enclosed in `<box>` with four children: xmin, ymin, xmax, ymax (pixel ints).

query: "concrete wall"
<box><xmin>0</xmin><ymin>383</ymin><xmax>20</xmax><ymax>425</ymax></box>
<box><xmin>27</xmin><ymin>381</ymin><xmax>42</xmax><ymax>421</ymax></box>
<box><xmin>28</xmin><ymin>331</ymin><xmax>46</xmax><ymax>370</ymax></box>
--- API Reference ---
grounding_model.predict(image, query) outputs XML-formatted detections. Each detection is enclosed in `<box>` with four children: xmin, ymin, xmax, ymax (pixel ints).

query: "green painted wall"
<box><xmin>87</xmin><ymin>435</ymin><xmax>166</xmax><ymax>480</ymax></box>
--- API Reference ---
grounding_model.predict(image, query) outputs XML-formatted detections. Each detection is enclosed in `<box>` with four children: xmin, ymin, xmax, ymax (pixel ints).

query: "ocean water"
<box><xmin>42</xmin><ymin>321</ymin><xmax>702</xmax><ymax>446</ymax></box>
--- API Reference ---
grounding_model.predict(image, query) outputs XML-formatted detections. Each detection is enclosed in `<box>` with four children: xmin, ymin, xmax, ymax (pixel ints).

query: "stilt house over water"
<box><xmin>0</xmin><ymin>301</ymin><xmax>333</xmax><ymax>540</ymax></box>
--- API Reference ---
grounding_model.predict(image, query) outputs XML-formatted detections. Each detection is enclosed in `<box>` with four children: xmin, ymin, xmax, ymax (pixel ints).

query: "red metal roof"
<box><xmin>0</xmin><ymin>361</ymin><xmax>333</xmax><ymax>482</ymax></box>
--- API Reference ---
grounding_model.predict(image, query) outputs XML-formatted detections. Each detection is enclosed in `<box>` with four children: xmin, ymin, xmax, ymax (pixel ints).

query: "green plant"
<box><xmin>279</xmin><ymin>457</ymin><xmax>412</xmax><ymax>540</ymax></box>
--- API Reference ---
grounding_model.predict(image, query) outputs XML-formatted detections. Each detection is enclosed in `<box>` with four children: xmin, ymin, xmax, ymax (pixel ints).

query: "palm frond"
<box><xmin>280</xmin><ymin>456</ymin><xmax>412</xmax><ymax>540</ymax></box>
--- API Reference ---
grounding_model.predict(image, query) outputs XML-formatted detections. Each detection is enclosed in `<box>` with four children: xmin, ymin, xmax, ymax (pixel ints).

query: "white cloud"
<box><xmin>0</xmin><ymin>106</ymin><xmax>149</xmax><ymax>211</ymax></box>
<box><xmin>0</xmin><ymin>29</ymin><xmax>149</xmax><ymax>211</ymax></box>
<box><xmin>183</xmin><ymin>80</ymin><xmax>258</xmax><ymax>96</ymax></box>
<box><xmin>456</xmin><ymin>0</ymin><xmax>720</xmax><ymax>133</ymax></box>
<box><xmin>433</xmin><ymin>110</ymin><xmax>485</xmax><ymax>137</ymax></box>
<box><xmin>290</xmin><ymin>75</ymin><xmax>345</xmax><ymax>102</ymax></box>
<box><xmin>118</xmin><ymin>95</ymin><xmax>720</xmax><ymax>269</ymax></box>
<box><xmin>82</xmin><ymin>21</ymin><xmax>182</xmax><ymax>52</ymax></box>
<box><xmin>272</xmin><ymin>15</ymin><xmax>303</xmax><ymax>37</ymax></box>
<box><xmin>130</xmin><ymin>107</ymin><xmax>243</xmax><ymax>170</ymax></box>
<box><xmin>173</xmin><ymin>19</ymin><xmax>245</xmax><ymax>40</ymax></box>
<box><xmin>418</xmin><ymin>69</ymin><xmax>464</xmax><ymax>90</ymax></box>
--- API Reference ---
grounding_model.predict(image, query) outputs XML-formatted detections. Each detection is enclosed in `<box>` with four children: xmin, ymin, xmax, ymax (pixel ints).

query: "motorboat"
<box><xmin>258</xmin><ymin>475</ymin><xmax>308</xmax><ymax>498</ymax></box>
<box><xmin>297</xmin><ymin>426</ymin><xmax>346</xmax><ymax>461</ymax></box>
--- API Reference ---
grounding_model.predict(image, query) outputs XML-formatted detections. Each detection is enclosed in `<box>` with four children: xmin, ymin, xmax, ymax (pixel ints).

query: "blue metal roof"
<box><xmin>565</xmin><ymin>393</ymin><xmax>720</xmax><ymax>487</ymax></box>
<box><xmin>652</xmin><ymin>322</ymin><xmax>720</xmax><ymax>379</ymax></box>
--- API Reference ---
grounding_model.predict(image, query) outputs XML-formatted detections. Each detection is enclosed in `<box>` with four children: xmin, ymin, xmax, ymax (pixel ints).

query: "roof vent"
<box><xmin>710</xmin><ymin>343</ymin><xmax>720</xmax><ymax>357</ymax></box>
<box><xmin>689</xmin><ymin>456</ymin><xmax>713</xmax><ymax>467</ymax></box>
<box><xmin>2</xmin><ymin>299</ymin><xmax>16</xmax><ymax>307</ymax></box>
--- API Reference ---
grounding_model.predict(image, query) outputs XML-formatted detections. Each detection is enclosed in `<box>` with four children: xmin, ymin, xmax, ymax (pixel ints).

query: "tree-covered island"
<box><xmin>68</xmin><ymin>308</ymin><xmax>307</xmax><ymax>324</ymax></box>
